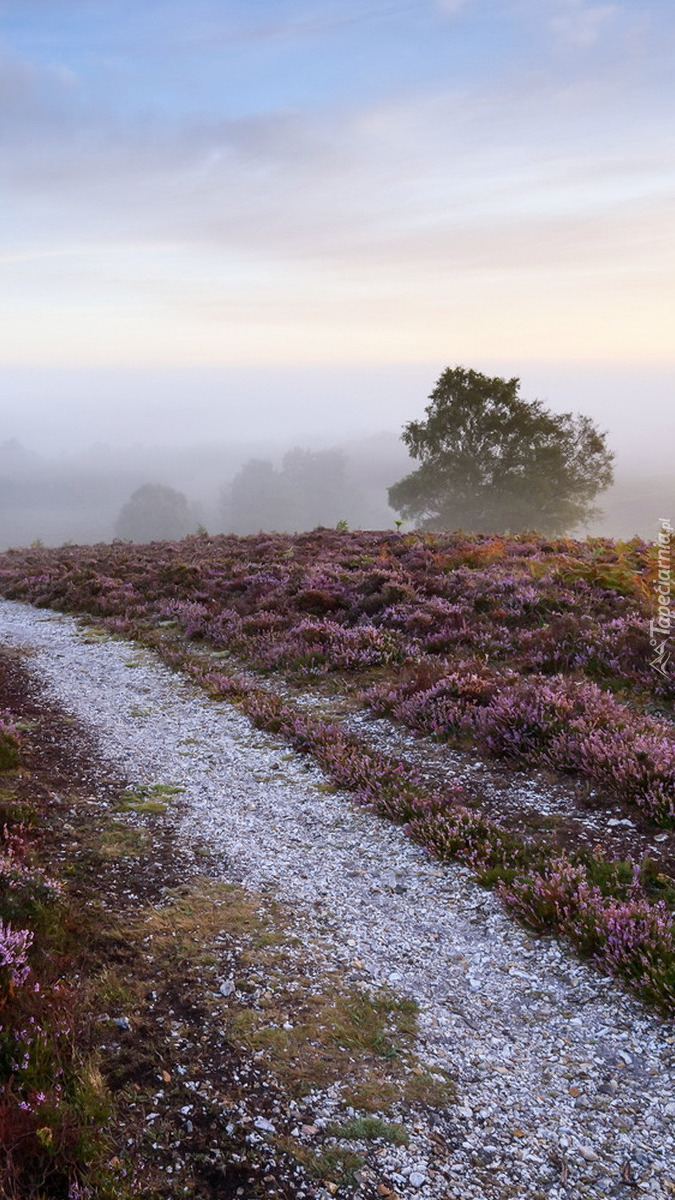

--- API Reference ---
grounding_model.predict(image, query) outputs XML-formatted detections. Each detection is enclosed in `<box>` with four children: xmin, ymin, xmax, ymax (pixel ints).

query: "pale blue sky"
<box><xmin>0</xmin><ymin>0</ymin><xmax>674</xmax><ymax>455</ymax></box>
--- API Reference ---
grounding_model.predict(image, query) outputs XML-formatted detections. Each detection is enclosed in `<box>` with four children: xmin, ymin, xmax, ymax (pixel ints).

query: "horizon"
<box><xmin>1</xmin><ymin>0</ymin><xmax>673</xmax><ymax>524</ymax></box>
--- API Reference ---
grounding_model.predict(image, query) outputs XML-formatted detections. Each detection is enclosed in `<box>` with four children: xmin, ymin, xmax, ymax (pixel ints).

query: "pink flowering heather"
<box><xmin>498</xmin><ymin>856</ymin><xmax>592</xmax><ymax>934</ymax></box>
<box><xmin>0</xmin><ymin>847</ymin><xmax>62</xmax><ymax>904</ymax></box>
<box><xmin>499</xmin><ymin>855</ymin><xmax>675</xmax><ymax>1010</ymax></box>
<box><xmin>2</xmin><ymin>531</ymin><xmax>675</xmax><ymax>1012</ymax></box>
<box><xmin>0</xmin><ymin>920</ymin><xmax>33</xmax><ymax>992</ymax></box>
<box><xmin>468</xmin><ymin>677</ymin><xmax>675</xmax><ymax>822</ymax></box>
<box><xmin>365</xmin><ymin>670</ymin><xmax>675</xmax><ymax>823</ymax></box>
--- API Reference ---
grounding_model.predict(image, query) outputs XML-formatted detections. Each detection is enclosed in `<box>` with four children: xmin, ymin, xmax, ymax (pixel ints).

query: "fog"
<box><xmin>0</xmin><ymin>432</ymin><xmax>413</xmax><ymax>549</ymax></box>
<box><xmin>0</xmin><ymin>435</ymin><xmax>672</xmax><ymax>553</ymax></box>
<box><xmin>2</xmin><ymin>362</ymin><xmax>675</xmax><ymax>467</ymax></box>
<box><xmin>0</xmin><ymin>362</ymin><xmax>673</xmax><ymax>549</ymax></box>
<box><xmin>2</xmin><ymin>2</ymin><xmax>673</xmax><ymax>550</ymax></box>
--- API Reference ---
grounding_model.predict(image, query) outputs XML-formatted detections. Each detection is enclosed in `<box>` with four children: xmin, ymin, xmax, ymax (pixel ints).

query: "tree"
<box><xmin>114</xmin><ymin>483</ymin><xmax>193</xmax><ymax>543</ymax></box>
<box><xmin>223</xmin><ymin>459</ymin><xmax>288</xmax><ymax>534</ymax></box>
<box><xmin>388</xmin><ymin>366</ymin><xmax>614</xmax><ymax>535</ymax></box>
<box><xmin>280</xmin><ymin>447</ymin><xmax>349</xmax><ymax>530</ymax></box>
<box><xmin>222</xmin><ymin>449</ymin><xmax>352</xmax><ymax>534</ymax></box>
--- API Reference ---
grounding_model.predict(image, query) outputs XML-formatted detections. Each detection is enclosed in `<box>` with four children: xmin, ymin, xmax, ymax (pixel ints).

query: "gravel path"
<box><xmin>1</xmin><ymin>599</ymin><xmax>673</xmax><ymax>1199</ymax></box>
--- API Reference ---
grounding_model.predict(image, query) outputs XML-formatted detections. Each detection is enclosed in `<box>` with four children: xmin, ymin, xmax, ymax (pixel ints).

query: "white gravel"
<box><xmin>1</xmin><ymin>598</ymin><xmax>674</xmax><ymax>1199</ymax></box>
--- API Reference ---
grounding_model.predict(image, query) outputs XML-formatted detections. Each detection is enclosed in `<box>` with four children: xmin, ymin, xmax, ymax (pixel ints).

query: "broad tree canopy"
<box><xmin>114</xmin><ymin>483</ymin><xmax>193</xmax><ymax>543</ymax></box>
<box><xmin>388</xmin><ymin>366</ymin><xmax>614</xmax><ymax>535</ymax></box>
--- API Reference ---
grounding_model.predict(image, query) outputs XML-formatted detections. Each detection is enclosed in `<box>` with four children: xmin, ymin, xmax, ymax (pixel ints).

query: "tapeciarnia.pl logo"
<box><xmin>650</xmin><ymin>517</ymin><xmax>673</xmax><ymax>679</ymax></box>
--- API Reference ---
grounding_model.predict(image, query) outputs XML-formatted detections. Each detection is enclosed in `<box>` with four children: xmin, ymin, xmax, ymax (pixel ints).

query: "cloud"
<box><xmin>549</xmin><ymin>0</ymin><xmax>618</xmax><ymax>48</ymax></box>
<box><xmin>0</xmin><ymin>3</ymin><xmax>673</xmax><ymax>368</ymax></box>
<box><xmin>0</xmin><ymin>38</ymin><xmax>671</xmax><ymax>272</ymax></box>
<box><xmin>0</xmin><ymin>49</ymin><xmax>77</xmax><ymax>107</ymax></box>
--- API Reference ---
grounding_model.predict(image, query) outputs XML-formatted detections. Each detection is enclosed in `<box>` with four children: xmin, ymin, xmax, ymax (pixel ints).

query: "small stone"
<box><xmin>254</xmin><ymin>1116</ymin><xmax>275</xmax><ymax>1134</ymax></box>
<box><xmin>579</xmin><ymin>1145</ymin><xmax>599</xmax><ymax>1163</ymax></box>
<box><xmin>219</xmin><ymin>979</ymin><xmax>235</xmax><ymax>997</ymax></box>
<box><xmin>115</xmin><ymin>1016</ymin><xmax>131</xmax><ymax>1031</ymax></box>
<box><xmin>409</xmin><ymin>1171</ymin><xmax>426</xmax><ymax>1188</ymax></box>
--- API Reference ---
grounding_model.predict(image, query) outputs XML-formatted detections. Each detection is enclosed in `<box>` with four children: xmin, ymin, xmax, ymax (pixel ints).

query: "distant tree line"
<box><xmin>0</xmin><ymin>370</ymin><xmax>618</xmax><ymax>547</ymax></box>
<box><xmin>221</xmin><ymin>448</ymin><xmax>356</xmax><ymax>535</ymax></box>
<box><xmin>0</xmin><ymin>435</ymin><xmax>405</xmax><ymax>548</ymax></box>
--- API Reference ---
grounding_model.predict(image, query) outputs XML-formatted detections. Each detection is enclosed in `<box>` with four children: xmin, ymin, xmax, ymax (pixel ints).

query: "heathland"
<box><xmin>0</xmin><ymin>528</ymin><xmax>674</xmax><ymax>1196</ymax></box>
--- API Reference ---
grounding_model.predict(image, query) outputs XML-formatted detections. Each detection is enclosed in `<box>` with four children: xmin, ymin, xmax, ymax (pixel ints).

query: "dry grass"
<box><xmin>139</xmin><ymin>879</ymin><xmax>456</xmax><ymax>1117</ymax></box>
<box><xmin>99</xmin><ymin>821</ymin><xmax>148</xmax><ymax>858</ymax></box>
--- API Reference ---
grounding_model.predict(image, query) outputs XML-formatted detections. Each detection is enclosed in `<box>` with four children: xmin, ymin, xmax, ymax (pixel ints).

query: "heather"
<box><xmin>0</xmin><ymin>533</ymin><xmax>669</xmax><ymax>704</ymax></box>
<box><xmin>1</xmin><ymin>531</ymin><xmax>675</xmax><ymax>1013</ymax></box>
<box><xmin>0</xmin><ymin>530</ymin><xmax>672</xmax><ymax>825</ymax></box>
<box><xmin>247</xmin><ymin>706</ymin><xmax>675</xmax><ymax>1014</ymax></box>
<box><xmin>138</xmin><ymin>642</ymin><xmax>675</xmax><ymax>1015</ymax></box>
<box><xmin>0</xmin><ymin>727</ymin><xmax>112</xmax><ymax>1197</ymax></box>
<box><xmin>499</xmin><ymin>859</ymin><xmax>675</xmax><ymax>1011</ymax></box>
<box><xmin>363</xmin><ymin>671</ymin><xmax>675</xmax><ymax>822</ymax></box>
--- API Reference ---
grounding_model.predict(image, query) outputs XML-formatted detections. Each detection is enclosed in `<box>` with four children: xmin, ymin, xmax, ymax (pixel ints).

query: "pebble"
<box><xmin>3</xmin><ymin>599</ymin><xmax>675</xmax><ymax>1200</ymax></box>
<box><xmin>254</xmin><ymin>1117</ymin><xmax>276</xmax><ymax>1134</ymax></box>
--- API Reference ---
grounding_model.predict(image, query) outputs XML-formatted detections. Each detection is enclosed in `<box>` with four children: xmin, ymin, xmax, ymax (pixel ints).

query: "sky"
<box><xmin>1</xmin><ymin>0</ymin><xmax>674</xmax><ymax>461</ymax></box>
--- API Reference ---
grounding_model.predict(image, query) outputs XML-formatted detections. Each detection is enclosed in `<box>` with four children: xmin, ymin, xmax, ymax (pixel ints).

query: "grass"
<box><xmin>0</xmin><ymin>731</ymin><xmax>20</xmax><ymax>771</ymax></box>
<box><xmin>141</xmin><ymin>879</ymin><xmax>452</xmax><ymax>1113</ymax></box>
<box><xmin>287</xmin><ymin>1142</ymin><xmax>365</xmax><ymax>1189</ymax></box>
<box><xmin>324</xmin><ymin>1115</ymin><xmax>410</xmax><ymax>1145</ymax></box>
<box><xmin>115</xmin><ymin>782</ymin><xmax>184</xmax><ymax>815</ymax></box>
<box><xmin>99</xmin><ymin>821</ymin><xmax>149</xmax><ymax>857</ymax></box>
<box><xmin>0</xmin><ymin>622</ymin><xmax>476</xmax><ymax>1195</ymax></box>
